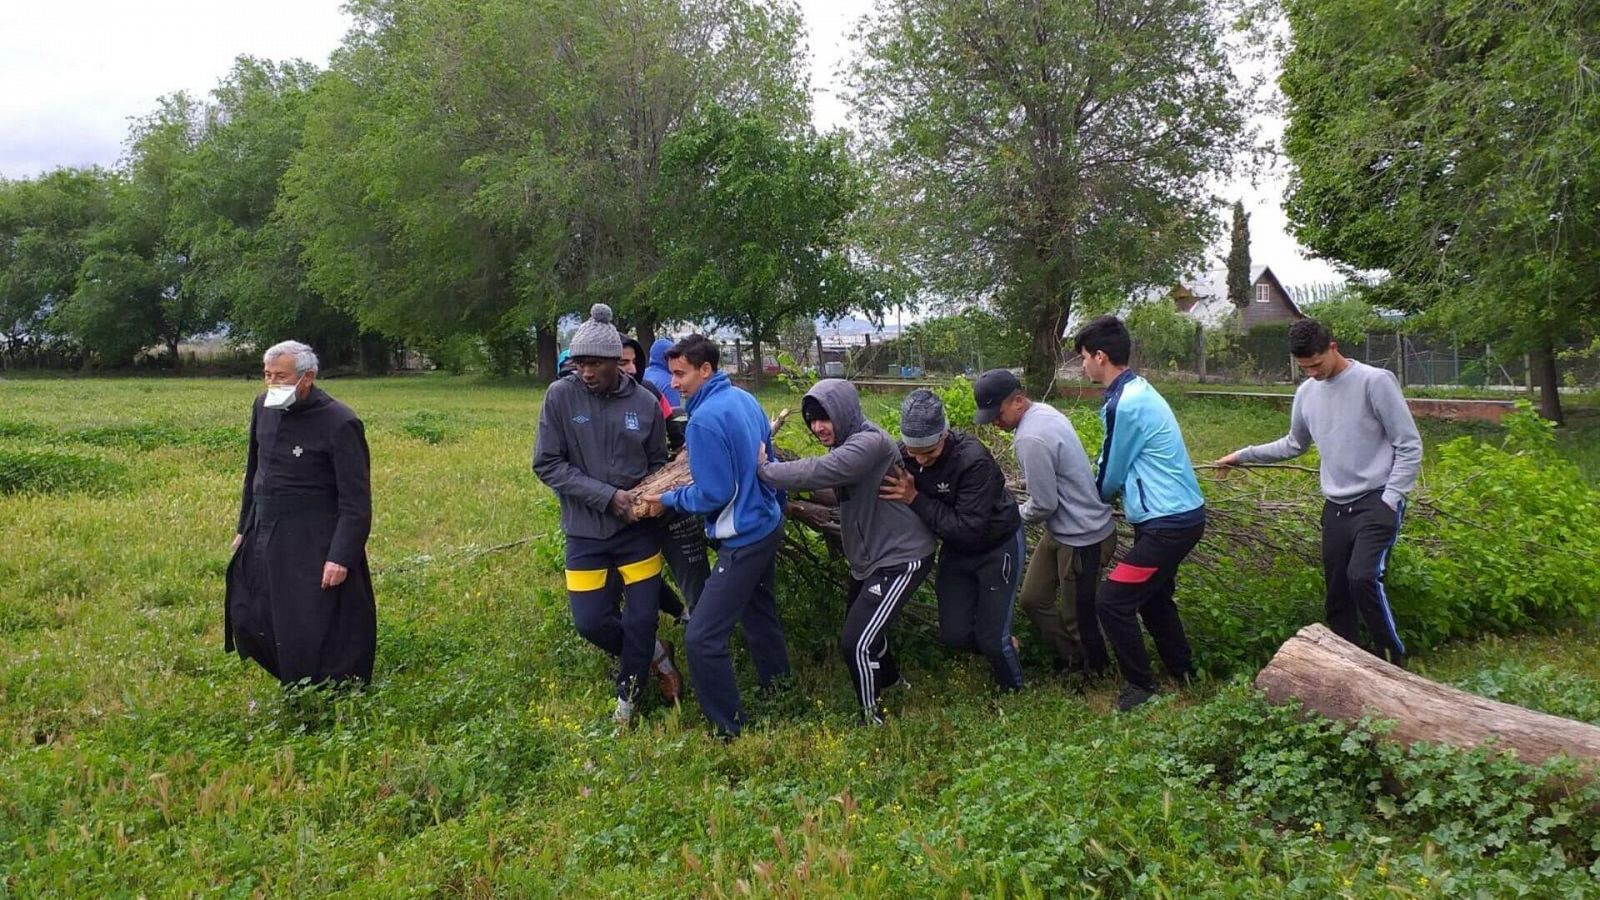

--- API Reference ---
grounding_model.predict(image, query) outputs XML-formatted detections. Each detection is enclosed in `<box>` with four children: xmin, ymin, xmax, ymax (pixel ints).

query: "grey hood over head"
<box><xmin>761</xmin><ymin>379</ymin><xmax>934</xmax><ymax>578</ymax></box>
<box><xmin>803</xmin><ymin>378</ymin><xmax>866</xmax><ymax>441</ymax></box>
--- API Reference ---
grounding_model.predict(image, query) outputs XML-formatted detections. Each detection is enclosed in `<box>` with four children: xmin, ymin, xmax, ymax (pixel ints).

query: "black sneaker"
<box><xmin>1115</xmin><ymin>682</ymin><xmax>1156</xmax><ymax>712</ymax></box>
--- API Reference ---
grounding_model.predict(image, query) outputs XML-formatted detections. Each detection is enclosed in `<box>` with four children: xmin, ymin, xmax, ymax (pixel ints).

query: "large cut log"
<box><xmin>1255</xmin><ymin>624</ymin><xmax>1600</xmax><ymax>773</ymax></box>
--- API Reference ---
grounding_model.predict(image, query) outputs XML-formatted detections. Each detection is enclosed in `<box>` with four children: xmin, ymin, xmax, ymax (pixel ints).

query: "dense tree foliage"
<box><xmin>849</xmin><ymin>0</ymin><xmax>1246</xmax><ymax>393</ymax></box>
<box><xmin>1226</xmin><ymin>199</ymin><xmax>1251</xmax><ymax>307</ymax></box>
<box><xmin>653</xmin><ymin>106</ymin><xmax>891</xmax><ymax>387</ymax></box>
<box><xmin>8</xmin><ymin>0</ymin><xmax>1587</xmax><ymax>398</ymax></box>
<box><xmin>1281</xmin><ymin>0</ymin><xmax>1600</xmax><ymax>421</ymax></box>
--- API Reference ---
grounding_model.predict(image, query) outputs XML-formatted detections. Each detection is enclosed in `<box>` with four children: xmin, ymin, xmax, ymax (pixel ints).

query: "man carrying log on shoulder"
<box><xmin>879</xmin><ymin>389</ymin><xmax>1027</xmax><ymax>691</ymax></box>
<box><xmin>971</xmin><ymin>369</ymin><xmax>1119</xmax><ymax>685</ymax></box>
<box><xmin>639</xmin><ymin>335</ymin><xmax>792</xmax><ymax>739</ymax></box>
<box><xmin>1216</xmin><ymin>318</ymin><xmax>1422</xmax><ymax>668</ymax></box>
<box><xmin>1075</xmin><ymin>316</ymin><xmax>1207</xmax><ymax>712</ymax></box>
<box><xmin>757</xmin><ymin>379</ymin><xmax>936</xmax><ymax>725</ymax></box>
<box><xmin>533</xmin><ymin>304</ymin><xmax>679</xmax><ymax>728</ymax></box>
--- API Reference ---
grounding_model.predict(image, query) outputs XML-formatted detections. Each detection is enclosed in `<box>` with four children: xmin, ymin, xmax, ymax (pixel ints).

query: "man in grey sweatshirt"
<box><xmin>1218</xmin><ymin>318</ymin><xmax>1422</xmax><ymax>666</ymax></box>
<box><xmin>974</xmin><ymin>369</ymin><xmax>1118</xmax><ymax>678</ymax></box>
<box><xmin>758</xmin><ymin>379</ymin><xmax>936</xmax><ymax>724</ymax></box>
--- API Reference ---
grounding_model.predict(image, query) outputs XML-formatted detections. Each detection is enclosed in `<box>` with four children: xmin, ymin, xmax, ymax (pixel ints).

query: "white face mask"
<box><xmin>264</xmin><ymin>375</ymin><xmax>304</xmax><ymax>410</ymax></box>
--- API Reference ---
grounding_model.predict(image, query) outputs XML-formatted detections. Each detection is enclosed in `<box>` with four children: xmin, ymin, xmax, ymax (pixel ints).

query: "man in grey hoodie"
<box><xmin>758</xmin><ymin>379</ymin><xmax>936</xmax><ymax>724</ymax></box>
<box><xmin>973</xmin><ymin>369</ymin><xmax>1118</xmax><ymax>678</ymax></box>
<box><xmin>1217</xmin><ymin>318</ymin><xmax>1422</xmax><ymax>666</ymax></box>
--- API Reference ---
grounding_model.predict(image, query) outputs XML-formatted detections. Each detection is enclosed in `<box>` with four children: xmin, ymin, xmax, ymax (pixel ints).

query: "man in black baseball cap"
<box><xmin>971</xmin><ymin>369</ymin><xmax>1118</xmax><ymax>685</ymax></box>
<box><xmin>972</xmin><ymin>369</ymin><xmax>1024</xmax><ymax>428</ymax></box>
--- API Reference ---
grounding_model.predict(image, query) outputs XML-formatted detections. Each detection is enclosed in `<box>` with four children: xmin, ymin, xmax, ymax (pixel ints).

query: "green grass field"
<box><xmin>2</xmin><ymin>374</ymin><xmax>1598</xmax><ymax>896</ymax></box>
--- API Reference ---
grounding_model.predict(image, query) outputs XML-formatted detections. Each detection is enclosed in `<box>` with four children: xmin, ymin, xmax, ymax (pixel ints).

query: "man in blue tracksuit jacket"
<box><xmin>642</xmin><ymin>334</ymin><xmax>791</xmax><ymax>738</ymax></box>
<box><xmin>1074</xmin><ymin>315</ymin><xmax>1206</xmax><ymax>711</ymax></box>
<box><xmin>645</xmin><ymin>338</ymin><xmax>683</xmax><ymax>409</ymax></box>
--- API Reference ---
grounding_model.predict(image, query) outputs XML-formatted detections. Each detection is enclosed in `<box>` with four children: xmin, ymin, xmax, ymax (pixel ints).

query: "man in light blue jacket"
<box><xmin>1074</xmin><ymin>316</ymin><xmax>1206</xmax><ymax>711</ymax></box>
<box><xmin>642</xmin><ymin>335</ymin><xmax>790</xmax><ymax>738</ymax></box>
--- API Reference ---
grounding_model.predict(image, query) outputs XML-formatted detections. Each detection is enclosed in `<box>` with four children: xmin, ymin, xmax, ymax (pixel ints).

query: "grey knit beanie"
<box><xmin>568</xmin><ymin>303</ymin><xmax>623</xmax><ymax>359</ymax></box>
<box><xmin>900</xmin><ymin>389</ymin><xmax>948</xmax><ymax>449</ymax></box>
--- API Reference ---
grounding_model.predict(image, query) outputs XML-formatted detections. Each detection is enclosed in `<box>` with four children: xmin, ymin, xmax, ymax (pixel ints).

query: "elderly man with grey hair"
<box><xmin>225</xmin><ymin>340</ymin><xmax>377</xmax><ymax>686</ymax></box>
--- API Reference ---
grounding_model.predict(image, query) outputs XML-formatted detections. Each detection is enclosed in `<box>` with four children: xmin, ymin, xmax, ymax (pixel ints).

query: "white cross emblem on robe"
<box><xmin>292</xmin><ymin>445</ymin><xmax>304</xmax><ymax>457</ymax></box>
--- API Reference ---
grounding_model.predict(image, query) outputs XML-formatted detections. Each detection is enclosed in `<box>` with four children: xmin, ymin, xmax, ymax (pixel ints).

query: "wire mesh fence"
<box><xmin>1135</xmin><ymin>329</ymin><xmax>1598</xmax><ymax>390</ymax></box>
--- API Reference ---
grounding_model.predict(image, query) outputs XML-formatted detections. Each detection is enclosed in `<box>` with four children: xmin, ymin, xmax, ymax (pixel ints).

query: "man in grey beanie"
<box><xmin>880</xmin><ymin>389</ymin><xmax>1026</xmax><ymax>690</ymax></box>
<box><xmin>533</xmin><ymin>303</ymin><xmax>679</xmax><ymax>726</ymax></box>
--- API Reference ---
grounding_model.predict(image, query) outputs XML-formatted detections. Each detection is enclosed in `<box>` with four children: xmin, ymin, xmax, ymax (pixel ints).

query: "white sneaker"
<box><xmin>612</xmin><ymin>698</ymin><xmax>635</xmax><ymax>727</ymax></box>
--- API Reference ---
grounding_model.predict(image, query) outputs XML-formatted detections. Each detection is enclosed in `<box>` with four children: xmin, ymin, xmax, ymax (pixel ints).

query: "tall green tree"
<box><xmin>654</xmin><ymin>106</ymin><xmax>893</xmax><ymax>387</ymax></box>
<box><xmin>851</xmin><ymin>0</ymin><xmax>1246</xmax><ymax>393</ymax></box>
<box><xmin>286</xmin><ymin>0</ymin><xmax>806</xmax><ymax>379</ymax></box>
<box><xmin>176</xmin><ymin>58</ymin><xmax>380</xmax><ymax>368</ymax></box>
<box><xmin>60</xmin><ymin>94</ymin><xmax>218</xmax><ymax>367</ymax></box>
<box><xmin>1227</xmin><ymin>199</ymin><xmax>1252</xmax><ymax>307</ymax></box>
<box><xmin>0</xmin><ymin>168</ymin><xmax>115</xmax><ymax>365</ymax></box>
<box><xmin>1280</xmin><ymin>0</ymin><xmax>1600</xmax><ymax>422</ymax></box>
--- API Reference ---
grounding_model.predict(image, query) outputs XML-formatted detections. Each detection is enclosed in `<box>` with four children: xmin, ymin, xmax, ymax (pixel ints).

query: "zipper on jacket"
<box><xmin>1136</xmin><ymin>477</ymin><xmax>1149</xmax><ymax>514</ymax></box>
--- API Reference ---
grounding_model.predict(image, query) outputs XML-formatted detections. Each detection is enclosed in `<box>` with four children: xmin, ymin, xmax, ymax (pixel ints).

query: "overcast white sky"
<box><xmin>0</xmin><ymin>0</ymin><xmax>1341</xmax><ymax>285</ymax></box>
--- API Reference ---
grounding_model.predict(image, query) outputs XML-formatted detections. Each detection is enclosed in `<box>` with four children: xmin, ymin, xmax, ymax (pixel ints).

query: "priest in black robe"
<box><xmin>226</xmin><ymin>340</ymin><xmax>377</xmax><ymax>686</ymax></box>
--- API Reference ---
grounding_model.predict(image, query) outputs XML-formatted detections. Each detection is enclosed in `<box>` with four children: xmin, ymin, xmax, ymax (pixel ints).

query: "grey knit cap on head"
<box><xmin>568</xmin><ymin>303</ymin><xmax>623</xmax><ymax>359</ymax></box>
<box><xmin>900</xmin><ymin>388</ymin><xmax>948</xmax><ymax>449</ymax></box>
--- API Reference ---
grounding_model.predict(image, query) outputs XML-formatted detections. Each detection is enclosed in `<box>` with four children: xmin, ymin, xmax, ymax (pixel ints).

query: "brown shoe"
<box><xmin>652</xmin><ymin>640</ymin><xmax>682</xmax><ymax>705</ymax></box>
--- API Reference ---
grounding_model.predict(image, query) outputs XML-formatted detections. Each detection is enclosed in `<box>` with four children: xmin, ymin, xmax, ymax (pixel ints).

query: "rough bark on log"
<box><xmin>1255</xmin><ymin>624</ymin><xmax>1600</xmax><ymax>773</ymax></box>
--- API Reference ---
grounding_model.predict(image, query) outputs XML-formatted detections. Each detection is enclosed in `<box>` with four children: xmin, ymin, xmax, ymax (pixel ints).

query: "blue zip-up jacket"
<box><xmin>660</xmin><ymin>371</ymin><xmax>784</xmax><ymax>547</ymax></box>
<box><xmin>644</xmin><ymin>338</ymin><xmax>682</xmax><ymax>408</ymax></box>
<box><xmin>1096</xmin><ymin>370</ymin><xmax>1206</xmax><ymax>527</ymax></box>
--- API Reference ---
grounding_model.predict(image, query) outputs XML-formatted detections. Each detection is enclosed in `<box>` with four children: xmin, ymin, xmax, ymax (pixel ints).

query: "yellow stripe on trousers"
<box><xmin>616</xmin><ymin>553</ymin><xmax>664</xmax><ymax>585</ymax></box>
<box><xmin>565</xmin><ymin>568</ymin><xmax>608</xmax><ymax>592</ymax></box>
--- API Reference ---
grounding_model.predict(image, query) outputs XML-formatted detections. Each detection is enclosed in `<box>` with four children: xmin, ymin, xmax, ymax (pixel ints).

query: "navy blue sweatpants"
<box><xmin>1322</xmin><ymin>491</ymin><xmax>1407</xmax><ymax>665</ymax></box>
<box><xmin>685</xmin><ymin>524</ymin><xmax>791</xmax><ymax>737</ymax></box>
<box><xmin>566</xmin><ymin>522</ymin><xmax>665</xmax><ymax>702</ymax></box>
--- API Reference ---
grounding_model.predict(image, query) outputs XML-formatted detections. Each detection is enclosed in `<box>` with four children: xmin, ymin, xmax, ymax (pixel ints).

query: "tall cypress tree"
<box><xmin>1226</xmin><ymin>199</ymin><xmax>1251</xmax><ymax>308</ymax></box>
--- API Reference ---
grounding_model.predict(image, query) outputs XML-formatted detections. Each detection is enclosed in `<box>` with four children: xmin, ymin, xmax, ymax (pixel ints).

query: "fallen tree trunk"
<box><xmin>1255</xmin><ymin>624</ymin><xmax>1600</xmax><ymax>774</ymax></box>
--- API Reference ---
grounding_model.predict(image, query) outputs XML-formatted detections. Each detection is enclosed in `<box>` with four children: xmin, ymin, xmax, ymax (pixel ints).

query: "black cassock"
<box><xmin>225</xmin><ymin>387</ymin><xmax>377</xmax><ymax>685</ymax></box>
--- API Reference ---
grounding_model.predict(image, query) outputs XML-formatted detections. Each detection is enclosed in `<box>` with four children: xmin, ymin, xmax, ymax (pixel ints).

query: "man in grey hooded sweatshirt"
<box><xmin>758</xmin><ymin>379</ymin><xmax>936</xmax><ymax>724</ymax></box>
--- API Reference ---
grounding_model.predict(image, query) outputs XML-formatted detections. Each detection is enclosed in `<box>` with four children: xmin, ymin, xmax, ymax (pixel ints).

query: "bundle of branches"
<box><xmin>630</xmin><ymin>409</ymin><xmax>794</xmax><ymax>518</ymax></box>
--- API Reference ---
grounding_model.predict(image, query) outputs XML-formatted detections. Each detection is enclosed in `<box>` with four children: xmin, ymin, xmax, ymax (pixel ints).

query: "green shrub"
<box><xmin>1168</xmin><ymin>682</ymin><xmax>1600</xmax><ymax>885</ymax></box>
<box><xmin>0</xmin><ymin>447</ymin><xmax>123</xmax><ymax>495</ymax></box>
<box><xmin>401</xmin><ymin>410</ymin><xmax>455</xmax><ymax>444</ymax></box>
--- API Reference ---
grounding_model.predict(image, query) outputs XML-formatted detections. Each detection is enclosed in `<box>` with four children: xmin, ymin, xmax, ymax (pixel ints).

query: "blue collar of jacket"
<box><xmin>684</xmin><ymin>370</ymin><xmax>731</xmax><ymax>415</ymax></box>
<box><xmin>1103</xmin><ymin>368</ymin><xmax>1138</xmax><ymax>401</ymax></box>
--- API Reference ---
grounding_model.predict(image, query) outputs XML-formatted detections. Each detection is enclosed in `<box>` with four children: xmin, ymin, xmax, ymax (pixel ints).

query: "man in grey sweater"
<box><xmin>1217</xmin><ymin>318</ymin><xmax>1422</xmax><ymax>666</ymax></box>
<box><xmin>973</xmin><ymin>369</ymin><xmax>1118</xmax><ymax>678</ymax></box>
<box><xmin>759</xmin><ymin>379</ymin><xmax>936</xmax><ymax>724</ymax></box>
